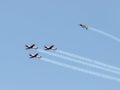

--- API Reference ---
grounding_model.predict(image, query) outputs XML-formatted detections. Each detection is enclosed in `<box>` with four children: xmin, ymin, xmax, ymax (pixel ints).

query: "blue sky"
<box><xmin>0</xmin><ymin>0</ymin><xmax>120</xmax><ymax>90</ymax></box>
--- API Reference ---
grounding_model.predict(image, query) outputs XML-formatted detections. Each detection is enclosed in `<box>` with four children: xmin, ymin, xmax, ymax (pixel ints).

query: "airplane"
<box><xmin>44</xmin><ymin>45</ymin><xmax>57</xmax><ymax>50</ymax></box>
<box><xmin>79</xmin><ymin>24</ymin><xmax>88</xmax><ymax>30</ymax></box>
<box><xmin>29</xmin><ymin>53</ymin><xmax>41</xmax><ymax>58</ymax></box>
<box><xmin>25</xmin><ymin>44</ymin><xmax>38</xmax><ymax>50</ymax></box>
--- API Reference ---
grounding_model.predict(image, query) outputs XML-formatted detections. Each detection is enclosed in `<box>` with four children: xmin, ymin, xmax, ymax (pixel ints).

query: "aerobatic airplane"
<box><xmin>79</xmin><ymin>24</ymin><xmax>88</xmax><ymax>30</ymax></box>
<box><xmin>44</xmin><ymin>45</ymin><xmax>57</xmax><ymax>50</ymax></box>
<box><xmin>29</xmin><ymin>53</ymin><xmax>41</xmax><ymax>58</ymax></box>
<box><xmin>25</xmin><ymin>44</ymin><xmax>38</xmax><ymax>50</ymax></box>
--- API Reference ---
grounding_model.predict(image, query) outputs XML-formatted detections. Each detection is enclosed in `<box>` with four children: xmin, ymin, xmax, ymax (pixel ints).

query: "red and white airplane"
<box><xmin>25</xmin><ymin>44</ymin><xmax>38</xmax><ymax>50</ymax></box>
<box><xmin>79</xmin><ymin>24</ymin><xmax>88</xmax><ymax>30</ymax></box>
<box><xmin>44</xmin><ymin>45</ymin><xmax>57</xmax><ymax>50</ymax></box>
<box><xmin>29</xmin><ymin>53</ymin><xmax>41</xmax><ymax>58</ymax></box>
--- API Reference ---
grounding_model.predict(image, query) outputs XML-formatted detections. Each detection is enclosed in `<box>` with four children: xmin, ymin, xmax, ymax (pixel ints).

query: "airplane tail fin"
<box><xmin>25</xmin><ymin>45</ymin><xmax>28</xmax><ymax>47</ymax></box>
<box><xmin>29</xmin><ymin>54</ymin><xmax>33</xmax><ymax>56</ymax></box>
<box><xmin>44</xmin><ymin>45</ymin><xmax>46</xmax><ymax>48</ymax></box>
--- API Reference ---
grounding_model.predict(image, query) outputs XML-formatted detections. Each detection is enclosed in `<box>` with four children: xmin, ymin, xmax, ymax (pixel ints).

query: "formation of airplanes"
<box><xmin>25</xmin><ymin>23</ymin><xmax>88</xmax><ymax>59</ymax></box>
<box><xmin>25</xmin><ymin>44</ymin><xmax>57</xmax><ymax>58</ymax></box>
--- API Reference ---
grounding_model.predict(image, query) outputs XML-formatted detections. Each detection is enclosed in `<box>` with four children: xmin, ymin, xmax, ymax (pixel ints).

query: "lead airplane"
<box><xmin>79</xmin><ymin>24</ymin><xmax>88</xmax><ymax>30</ymax></box>
<box><xmin>29</xmin><ymin>53</ymin><xmax>41</xmax><ymax>58</ymax></box>
<box><xmin>25</xmin><ymin>44</ymin><xmax>38</xmax><ymax>50</ymax></box>
<box><xmin>44</xmin><ymin>45</ymin><xmax>57</xmax><ymax>50</ymax></box>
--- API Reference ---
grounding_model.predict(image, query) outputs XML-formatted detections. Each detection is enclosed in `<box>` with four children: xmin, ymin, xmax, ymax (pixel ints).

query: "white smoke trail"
<box><xmin>90</xmin><ymin>27</ymin><xmax>120</xmax><ymax>42</ymax></box>
<box><xmin>41</xmin><ymin>58</ymin><xmax>120</xmax><ymax>82</ymax></box>
<box><xmin>38</xmin><ymin>49</ymin><xmax>120</xmax><ymax>75</ymax></box>
<box><xmin>57</xmin><ymin>50</ymin><xmax>120</xmax><ymax>73</ymax></box>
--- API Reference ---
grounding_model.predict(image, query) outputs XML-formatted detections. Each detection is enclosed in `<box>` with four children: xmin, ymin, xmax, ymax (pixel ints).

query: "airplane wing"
<box><xmin>31</xmin><ymin>44</ymin><xmax>35</xmax><ymax>47</ymax></box>
<box><xmin>50</xmin><ymin>45</ymin><xmax>54</xmax><ymax>48</ymax></box>
<box><xmin>35</xmin><ymin>53</ymin><xmax>39</xmax><ymax>56</ymax></box>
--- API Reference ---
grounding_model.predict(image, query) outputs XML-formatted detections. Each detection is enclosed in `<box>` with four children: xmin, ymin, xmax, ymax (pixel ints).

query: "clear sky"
<box><xmin>0</xmin><ymin>0</ymin><xmax>120</xmax><ymax>90</ymax></box>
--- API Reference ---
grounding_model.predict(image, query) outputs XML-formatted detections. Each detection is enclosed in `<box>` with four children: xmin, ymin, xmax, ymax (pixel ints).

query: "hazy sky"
<box><xmin>0</xmin><ymin>0</ymin><xmax>120</xmax><ymax>90</ymax></box>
